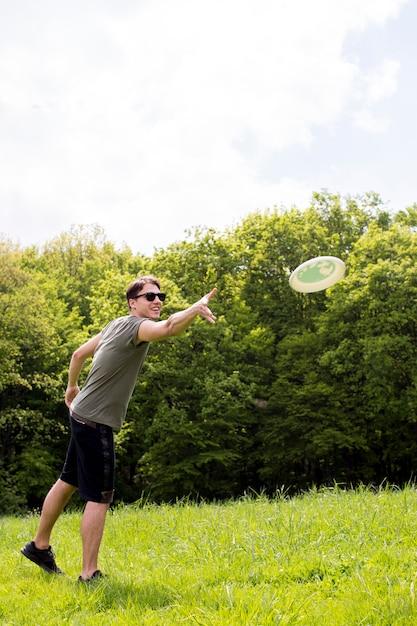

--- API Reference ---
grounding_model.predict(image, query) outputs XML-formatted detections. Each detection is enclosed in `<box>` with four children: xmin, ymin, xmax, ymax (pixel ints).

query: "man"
<box><xmin>21</xmin><ymin>276</ymin><xmax>216</xmax><ymax>582</ymax></box>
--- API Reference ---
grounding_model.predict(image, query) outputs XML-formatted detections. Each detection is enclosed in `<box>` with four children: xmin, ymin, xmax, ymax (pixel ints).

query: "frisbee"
<box><xmin>289</xmin><ymin>256</ymin><xmax>346</xmax><ymax>293</ymax></box>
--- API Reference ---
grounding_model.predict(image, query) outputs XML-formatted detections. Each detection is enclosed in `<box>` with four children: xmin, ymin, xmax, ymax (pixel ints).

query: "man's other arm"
<box><xmin>64</xmin><ymin>333</ymin><xmax>102</xmax><ymax>407</ymax></box>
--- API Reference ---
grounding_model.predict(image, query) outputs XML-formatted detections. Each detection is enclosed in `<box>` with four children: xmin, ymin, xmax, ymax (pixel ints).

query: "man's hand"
<box><xmin>65</xmin><ymin>385</ymin><xmax>80</xmax><ymax>408</ymax></box>
<box><xmin>196</xmin><ymin>287</ymin><xmax>217</xmax><ymax>323</ymax></box>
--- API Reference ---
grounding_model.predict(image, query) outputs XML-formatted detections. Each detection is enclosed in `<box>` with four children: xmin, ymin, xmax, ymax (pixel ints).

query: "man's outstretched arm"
<box><xmin>138</xmin><ymin>288</ymin><xmax>217</xmax><ymax>343</ymax></box>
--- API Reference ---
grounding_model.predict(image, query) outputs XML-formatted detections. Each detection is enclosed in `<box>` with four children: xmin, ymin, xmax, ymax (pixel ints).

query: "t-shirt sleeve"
<box><xmin>131</xmin><ymin>316</ymin><xmax>149</xmax><ymax>346</ymax></box>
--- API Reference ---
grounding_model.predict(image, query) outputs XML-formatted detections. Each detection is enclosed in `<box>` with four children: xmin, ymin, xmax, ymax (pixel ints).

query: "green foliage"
<box><xmin>259</xmin><ymin>218</ymin><xmax>417</xmax><ymax>489</ymax></box>
<box><xmin>0</xmin><ymin>409</ymin><xmax>65</xmax><ymax>513</ymax></box>
<box><xmin>34</xmin><ymin>224</ymin><xmax>144</xmax><ymax>326</ymax></box>
<box><xmin>135</xmin><ymin>370</ymin><xmax>256</xmax><ymax>500</ymax></box>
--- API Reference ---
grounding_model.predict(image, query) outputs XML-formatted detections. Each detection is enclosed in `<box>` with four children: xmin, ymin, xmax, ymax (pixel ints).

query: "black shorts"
<box><xmin>60</xmin><ymin>413</ymin><xmax>115</xmax><ymax>504</ymax></box>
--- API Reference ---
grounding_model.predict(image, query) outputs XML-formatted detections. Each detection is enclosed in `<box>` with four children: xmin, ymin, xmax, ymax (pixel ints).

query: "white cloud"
<box><xmin>352</xmin><ymin>110</ymin><xmax>390</xmax><ymax>133</ymax></box>
<box><xmin>366</xmin><ymin>60</ymin><xmax>400</xmax><ymax>103</ymax></box>
<box><xmin>352</xmin><ymin>59</ymin><xmax>400</xmax><ymax>132</ymax></box>
<box><xmin>0</xmin><ymin>0</ymin><xmax>409</xmax><ymax>252</ymax></box>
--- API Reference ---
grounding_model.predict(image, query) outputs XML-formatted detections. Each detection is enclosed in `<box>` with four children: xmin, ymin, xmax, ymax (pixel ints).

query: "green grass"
<box><xmin>2</xmin><ymin>486</ymin><xmax>417</xmax><ymax>625</ymax></box>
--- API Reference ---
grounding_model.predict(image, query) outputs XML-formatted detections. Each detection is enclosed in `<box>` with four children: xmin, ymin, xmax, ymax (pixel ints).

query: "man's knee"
<box><xmin>57</xmin><ymin>478</ymin><xmax>77</xmax><ymax>493</ymax></box>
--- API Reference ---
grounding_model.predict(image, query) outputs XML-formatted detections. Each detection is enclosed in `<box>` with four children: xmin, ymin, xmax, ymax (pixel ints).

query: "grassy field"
<box><xmin>2</xmin><ymin>486</ymin><xmax>417</xmax><ymax>625</ymax></box>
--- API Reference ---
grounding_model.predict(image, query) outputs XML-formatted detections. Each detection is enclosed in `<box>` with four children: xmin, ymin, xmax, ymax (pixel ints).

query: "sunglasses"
<box><xmin>133</xmin><ymin>292</ymin><xmax>166</xmax><ymax>302</ymax></box>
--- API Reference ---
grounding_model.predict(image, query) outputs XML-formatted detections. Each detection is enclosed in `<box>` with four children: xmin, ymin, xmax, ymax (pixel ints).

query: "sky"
<box><xmin>1</xmin><ymin>0</ymin><xmax>416</xmax><ymax>255</ymax></box>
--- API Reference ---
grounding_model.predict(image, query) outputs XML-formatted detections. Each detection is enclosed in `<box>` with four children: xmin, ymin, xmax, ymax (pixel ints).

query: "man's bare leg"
<box><xmin>34</xmin><ymin>479</ymin><xmax>77</xmax><ymax>549</ymax></box>
<box><xmin>80</xmin><ymin>501</ymin><xmax>109</xmax><ymax>579</ymax></box>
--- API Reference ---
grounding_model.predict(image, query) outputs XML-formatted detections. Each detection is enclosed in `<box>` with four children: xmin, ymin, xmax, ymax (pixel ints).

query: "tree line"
<box><xmin>2</xmin><ymin>191</ymin><xmax>417</xmax><ymax>513</ymax></box>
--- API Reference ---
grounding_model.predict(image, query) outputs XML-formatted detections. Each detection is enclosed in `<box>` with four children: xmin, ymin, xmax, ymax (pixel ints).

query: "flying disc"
<box><xmin>289</xmin><ymin>256</ymin><xmax>346</xmax><ymax>293</ymax></box>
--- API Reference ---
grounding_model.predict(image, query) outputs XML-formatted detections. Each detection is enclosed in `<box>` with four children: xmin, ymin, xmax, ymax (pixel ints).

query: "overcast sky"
<box><xmin>1</xmin><ymin>0</ymin><xmax>415</xmax><ymax>254</ymax></box>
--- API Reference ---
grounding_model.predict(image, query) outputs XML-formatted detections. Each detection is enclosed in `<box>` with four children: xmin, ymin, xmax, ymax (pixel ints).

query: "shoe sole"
<box><xmin>78</xmin><ymin>571</ymin><xmax>104</xmax><ymax>583</ymax></box>
<box><xmin>21</xmin><ymin>548</ymin><xmax>63</xmax><ymax>575</ymax></box>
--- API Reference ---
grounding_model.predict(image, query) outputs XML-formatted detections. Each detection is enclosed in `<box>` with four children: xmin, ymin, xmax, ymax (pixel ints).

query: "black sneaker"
<box><xmin>21</xmin><ymin>541</ymin><xmax>63</xmax><ymax>575</ymax></box>
<box><xmin>78</xmin><ymin>570</ymin><xmax>104</xmax><ymax>583</ymax></box>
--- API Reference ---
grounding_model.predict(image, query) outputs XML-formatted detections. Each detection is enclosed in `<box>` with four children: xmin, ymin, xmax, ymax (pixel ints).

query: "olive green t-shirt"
<box><xmin>71</xmin><ymin>315</ymin><xmax>149</xmax><ymax>430</ymax></box>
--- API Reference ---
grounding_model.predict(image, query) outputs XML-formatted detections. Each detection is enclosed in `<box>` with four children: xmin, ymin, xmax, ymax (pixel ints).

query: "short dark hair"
<box><xmin>126</xmin><ymin>275</ymin><xmax>161</xmax><ymax>308</ymax></box>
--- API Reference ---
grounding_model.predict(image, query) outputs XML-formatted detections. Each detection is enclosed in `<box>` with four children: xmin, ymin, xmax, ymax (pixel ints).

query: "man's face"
<box><xmin>129</xmin><ymin>282</ymin><xmax>164</xmax><ymax>319</ymax></box>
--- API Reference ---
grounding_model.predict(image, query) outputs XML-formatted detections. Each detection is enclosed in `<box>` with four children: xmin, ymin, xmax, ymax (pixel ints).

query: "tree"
<box><xmin>0</xmin><ymin>241</ymin><xmax>82</xmax><ymax>511</ymax></box>
<box><xmin>259</xmin><ymin>218</ymin><xmax>417</xmax><ymax>490</ymax></box>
